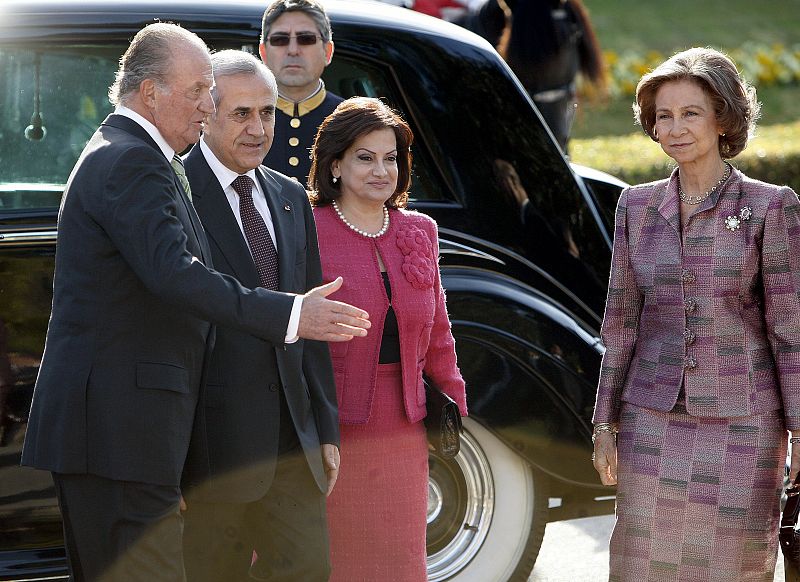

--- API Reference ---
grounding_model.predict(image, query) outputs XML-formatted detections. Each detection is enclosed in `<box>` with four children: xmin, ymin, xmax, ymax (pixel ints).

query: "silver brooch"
<box><xmin>725</xmin><ymin>215</ymin><xmax>741</xmax><ymax>231</ymax></box>
<box><xmin>725</xmin><ymin>206</ymin><xmax>752</xmax><ymax>232</ymax></box>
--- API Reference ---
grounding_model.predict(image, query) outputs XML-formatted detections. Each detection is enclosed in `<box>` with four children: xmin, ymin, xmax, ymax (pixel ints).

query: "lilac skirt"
<box><xmin>610</xmin><ymin>400</ymin><xmax>786</xmax><ymax>581</ymax></box>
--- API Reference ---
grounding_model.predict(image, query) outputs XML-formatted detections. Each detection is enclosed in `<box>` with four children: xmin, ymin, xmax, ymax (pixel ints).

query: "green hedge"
<box><xmin>570</xmin><ymin>121</ymin><xmax>800</xmax><ymax>193</ymax></box>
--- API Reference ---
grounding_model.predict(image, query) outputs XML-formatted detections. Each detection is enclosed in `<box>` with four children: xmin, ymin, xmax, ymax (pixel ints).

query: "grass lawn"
<box><xmin>571</xmin><ymin>0</ymin><xmax>800</xmax><ymax>138</ymax></box>
<box><xmin>583</xmin><ymin>0</ymin><xmax>800</xmax><ymax>55</ymax></box>
<box><xmin>570</xmin><ymin>120</ymin><xmax>800</xmax><ymax>192</ymax></box>
<box><xmin>572</xmin><ymin>85</ymin><xmax>800</xmax><ymax>138</ymax></box>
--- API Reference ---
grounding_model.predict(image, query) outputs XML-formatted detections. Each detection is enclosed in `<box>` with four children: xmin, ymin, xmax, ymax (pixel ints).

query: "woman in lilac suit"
<box><xmin>307</xmin><ymin>97</ymin><xmax>467</xmax><ymax>581</ymax></box>
<box><xmin>592</xmin><ymin>47</ymin><xmax>800</xmax><ymax>580</ymax></box>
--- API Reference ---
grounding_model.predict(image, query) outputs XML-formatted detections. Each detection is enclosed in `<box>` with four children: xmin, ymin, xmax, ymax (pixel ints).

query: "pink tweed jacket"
<box><xmin>314</xmin><ymin>205</ymin><xmax>467</xmax><ymax>424</ymax></box>
<box><xmin>593</xmin><ymin>167</ymin><xmax>800</xmax><ymax>429</ymax></box>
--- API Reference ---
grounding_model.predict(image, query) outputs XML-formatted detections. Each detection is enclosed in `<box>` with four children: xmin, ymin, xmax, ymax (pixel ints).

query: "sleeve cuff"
<box><xmin>284</xmin><ymin>295</ymin><xmax>303</xmax><ymax>344</ymax></box>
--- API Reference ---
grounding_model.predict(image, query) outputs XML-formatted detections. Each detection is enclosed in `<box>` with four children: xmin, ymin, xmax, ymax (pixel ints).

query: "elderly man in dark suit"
<box><xmin>181</xmin><ymin>49</ymin><xmax>336</xmax><ymax>581</ymax></box>
<box><xmin>21</xmin><ymin>24</ymin><xmax>369</xmax><ymax>582</ymax></box>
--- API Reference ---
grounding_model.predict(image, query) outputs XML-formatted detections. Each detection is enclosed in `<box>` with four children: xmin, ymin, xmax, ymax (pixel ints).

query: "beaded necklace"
<box><xmin>678</xmin><ymin>164</ymin><xmax>731</xmax><ymax>205</ymax></box>
<box><xmin>332</xmin><ymin>200</ymin><xmax>390</xmax><ymax>238</ymax></box>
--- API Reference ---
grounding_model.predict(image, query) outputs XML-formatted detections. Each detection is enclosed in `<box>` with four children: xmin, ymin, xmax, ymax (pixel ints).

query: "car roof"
<box><xmin>0</xmin><ymin>0</ymin><xmax>494</xmax><ymax>52</ymax></box>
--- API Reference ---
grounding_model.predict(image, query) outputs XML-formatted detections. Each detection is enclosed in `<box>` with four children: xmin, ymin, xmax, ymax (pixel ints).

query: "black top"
<box><xmin>378</xmin><ymin>271</ymin><xmax>401</xmax><ymax>364</ymax></box>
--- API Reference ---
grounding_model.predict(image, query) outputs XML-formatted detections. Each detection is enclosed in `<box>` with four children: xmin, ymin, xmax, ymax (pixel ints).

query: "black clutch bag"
<box><xmin>423</xmin><ymin>376</ymin><xmax>462</xmax><ymax>459</ymax></box>
<box><xmin>781</xmin><ymin>471</ymin><xmax>800</xmax><ymax>582</ymax></box>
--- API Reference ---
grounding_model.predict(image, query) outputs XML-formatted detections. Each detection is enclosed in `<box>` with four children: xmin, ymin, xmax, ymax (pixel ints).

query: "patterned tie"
<box><xmin>233</xmin><ymin>175</ymin><xmax>280</xmax><ymax>290</ymax></box>
<box><xmin>171</xmin><ymin>155</ymin><xmax>192</xmax><ymax>201</ymax></box>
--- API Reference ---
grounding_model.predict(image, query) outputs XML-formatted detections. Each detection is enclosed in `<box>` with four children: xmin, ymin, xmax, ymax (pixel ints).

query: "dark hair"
<box><xmin>308</xmin><ymin>97</ymin><xmax>413</xmax><ymax>208</ymax></box>
<box><xmin>634</xmin><ymin>47</ymin><xmax>760</xmax><ymax>158</ymax></box>
<box><xmin>261</xmin><ymin>0</ymin><xmax>332</xmax><ymax>44</ymax></box>
<box><xmin>502</xmin><ymin>0</ymin><xmax>604</xmax><ymax>85</ymax></box>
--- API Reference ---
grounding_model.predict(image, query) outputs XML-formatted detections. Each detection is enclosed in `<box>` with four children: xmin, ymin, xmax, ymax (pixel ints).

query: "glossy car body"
<box><xmin>0</xmin><ymin>0</ymin><xmax>623</xmax><ymax>580</ymax></box>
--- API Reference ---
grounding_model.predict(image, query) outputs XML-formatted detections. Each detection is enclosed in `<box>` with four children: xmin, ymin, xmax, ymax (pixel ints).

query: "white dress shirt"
<box><xmin>199</xmin><ymin>138</ymin><xmax>302</xmax><ymax>343</ymax></box>
<box><xmin>115</xmin><ymin>105</ymin><xmax>174</xmax><ymax>162</ymax></box>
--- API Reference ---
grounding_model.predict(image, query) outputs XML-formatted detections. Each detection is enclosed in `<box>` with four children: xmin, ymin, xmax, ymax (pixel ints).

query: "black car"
<box><xmin>0</xmin><ymin>1</ymin><xmax>624</xmax><ymax>580</ymax></box>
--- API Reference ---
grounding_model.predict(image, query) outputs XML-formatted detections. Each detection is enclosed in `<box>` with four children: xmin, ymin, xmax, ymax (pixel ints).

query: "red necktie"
<box><xmin>232</xmin><ymin>175</ymin><xmax>280</xmax><ymax>291</ymax></box>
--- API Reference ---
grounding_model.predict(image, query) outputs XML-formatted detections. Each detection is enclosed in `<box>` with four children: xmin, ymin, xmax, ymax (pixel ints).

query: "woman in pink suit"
<box><xmin>308</xmin><ymin>97</ymin><xmax>467</xmax><ymax>581</ymax></box>
<box><xmin>592</xmin><ymin>47</ymin><xmax>800</xmax><ymax>580</ymax></box>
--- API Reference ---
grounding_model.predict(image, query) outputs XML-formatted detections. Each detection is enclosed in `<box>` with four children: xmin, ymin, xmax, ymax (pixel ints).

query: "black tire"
<box><xmin>426</xmin><ymin>418</ymin><xmax>549</xmax><ymax>581</ymax></box>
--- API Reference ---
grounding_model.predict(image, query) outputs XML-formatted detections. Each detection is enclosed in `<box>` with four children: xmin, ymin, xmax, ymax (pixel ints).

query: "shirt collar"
<box><xmin>276</xmin><ymin>79</ymin><xmax>327</xmax><ymax>117</ymax></box>
<box><xmin>115</xmin><ymin>105</ymin><xmax>175</xmax><ymax>161</ymax></box>
<box><xmin>199</xmin><ymin>138</ymin><xmax>259</xmax><ymax>192</ymax></box>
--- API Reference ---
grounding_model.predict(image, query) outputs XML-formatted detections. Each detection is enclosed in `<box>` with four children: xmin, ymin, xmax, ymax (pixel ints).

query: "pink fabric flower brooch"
<box><xmin>396</xmin><ymin>224</ymin><xmax>435</xmax><ymax>289</ymax></box>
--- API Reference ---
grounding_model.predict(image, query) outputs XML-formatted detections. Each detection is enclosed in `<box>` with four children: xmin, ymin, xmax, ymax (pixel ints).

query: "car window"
<box><xmin>0</xmin><ymin>44</ymin><xmax>446</xmax><ymax>211</ymax></box>
<box><xmin>0</xmin><ymin>46</ymin><xmax>117</xmax><ymax>209</ymax></box>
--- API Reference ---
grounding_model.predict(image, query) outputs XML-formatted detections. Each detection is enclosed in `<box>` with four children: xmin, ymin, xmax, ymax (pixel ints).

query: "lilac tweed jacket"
<box><xmin>593</xmin><ymin>167</ymin><xmax>800</xmax><ymax>429</ymax></box>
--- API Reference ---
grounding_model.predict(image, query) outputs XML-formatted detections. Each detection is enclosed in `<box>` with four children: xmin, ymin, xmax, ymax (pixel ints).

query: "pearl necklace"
<box><xmin>678</xmin><ymin>164</ymin><xmax>731</xmax><ymax>205</ymax></box>
<box><xmin>332</xmin><ymin>200</ymin><xmax>390</xmax><ymax>238</ymax></box>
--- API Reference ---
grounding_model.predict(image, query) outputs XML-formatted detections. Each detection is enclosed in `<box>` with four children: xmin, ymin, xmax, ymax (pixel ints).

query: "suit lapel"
<box><xmin>186</xmin><ymin>148</ymin><xmax>260</xmax><ymax>288</ymax></box>
<box><xmin>103</xmin><ymin>115</ymin><xmax>210</xmax><ymax>263</ymax></box>
<box><xmin>656</xmin><ymin>179</ymin><xmax>681</xmax><ymax>234</ymax></box>
<box><xmin>257</xmin><ymin>167</ymin><xmax>296</xmax><ymax>292</ymax></box>
<box><xmin>174</xmin><ymin>173</ymin><xmax>211</xmax><ymax>264</ymax></box>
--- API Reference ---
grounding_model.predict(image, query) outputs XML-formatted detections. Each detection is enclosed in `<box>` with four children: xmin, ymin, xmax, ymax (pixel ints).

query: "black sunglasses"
<box><xmin>267</xmin><ymin>33</ymin><xmax>322</xmax><ymax>47</ymax></box>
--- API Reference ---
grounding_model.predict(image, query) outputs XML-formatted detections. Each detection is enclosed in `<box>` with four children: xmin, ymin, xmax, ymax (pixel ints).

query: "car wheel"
<box><xmin>426</xmin><ymin>417</ymin><xmax>548</xmax><ymax>581</ymax></box>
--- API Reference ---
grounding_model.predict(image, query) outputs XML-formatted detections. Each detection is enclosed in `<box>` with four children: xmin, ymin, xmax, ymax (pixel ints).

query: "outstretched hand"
<box><xmin>298</xmin><ymin>277</ymin><xmax>370</xmax><ymax>342</ymax></box>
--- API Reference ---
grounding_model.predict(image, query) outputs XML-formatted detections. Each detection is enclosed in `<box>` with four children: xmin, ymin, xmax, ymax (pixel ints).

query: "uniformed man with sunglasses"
<box><xmin>259</xmin><ymin>0</ymin><xmax>343</xmax><ymax>185</ymax></box>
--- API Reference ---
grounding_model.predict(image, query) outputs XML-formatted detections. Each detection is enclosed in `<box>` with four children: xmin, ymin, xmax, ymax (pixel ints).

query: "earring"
<box><xmin>332</xmin><ymin>176</ymin><xmax>338</xmax><ymax>184</ymax></box>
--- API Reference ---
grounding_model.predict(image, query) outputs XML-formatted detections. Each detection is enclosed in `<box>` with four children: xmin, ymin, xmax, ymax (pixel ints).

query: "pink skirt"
<box><xmin>326</xmin><ymin>363</ymin><xmax>429</xmax><ymax>582</ymax></box>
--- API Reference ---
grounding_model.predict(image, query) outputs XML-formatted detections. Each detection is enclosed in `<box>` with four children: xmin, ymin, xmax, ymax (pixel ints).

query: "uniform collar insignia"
<box><xmin>276</xmin><ymin>80</ymin><xmax>327</xmax><ymax>117</ymax></box>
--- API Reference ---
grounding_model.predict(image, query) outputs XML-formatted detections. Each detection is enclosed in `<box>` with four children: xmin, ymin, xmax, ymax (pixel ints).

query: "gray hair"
<box><xmin>209</xmin><ymin>50</ymin><xmax>278</xmax><ymax>108</ymax></box>
<box><xmin>261</xmin><ymin>0</ymin><xmax>332</xmax><ymax>44</ymax></box>
<box><xmin>109</xmin><ymin>23</ymin><xmax>209</xmax><ymax>106</ymax></box>
<box><xmin>634</xmin><ymin>47</ymin><xmax>760</xmax><ymax>159</ymax></box>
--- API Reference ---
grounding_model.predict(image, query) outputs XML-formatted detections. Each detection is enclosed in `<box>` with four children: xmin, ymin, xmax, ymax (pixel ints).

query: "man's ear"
<box><xmin>140</xmin><ymin>78</ymin><xmax>157</xmax><ymax>109</ymax></box>
<box><xmin>324</xmin><ymin>40</ymin><xmax>334</xmax><ymax>66</ymax></box>
<box><xmin>258</xmin><ymin>42</ymin><xmax>268</xmax><ymax>64</ymax></box>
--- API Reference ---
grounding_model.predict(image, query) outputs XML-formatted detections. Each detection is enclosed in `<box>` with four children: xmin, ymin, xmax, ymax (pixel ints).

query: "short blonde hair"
<box><xmin>633</xmin><ymin>47</ymin><xmax>760</xmax><ymax>158</ymax></box>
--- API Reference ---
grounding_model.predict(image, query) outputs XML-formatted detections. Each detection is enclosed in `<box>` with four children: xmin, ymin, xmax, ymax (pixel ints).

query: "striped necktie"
<box><xmin>171</xmin><ymin>155</ymin><xmax>192</xmax><ymax>201</ymax></box>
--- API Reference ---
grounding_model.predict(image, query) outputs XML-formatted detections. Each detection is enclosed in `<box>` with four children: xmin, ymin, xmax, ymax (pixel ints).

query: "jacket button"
<box><xmin>684</xmin><ymin>328</ymin><xmax>695</xmax><ymax>345</ymax></box>
<box><xmin>269</xmin><ymin>383</ymin><xmax>279</xmax><ymax>392</ymax></box>
<box><xmin>684</xmin><ymin>356</ymin><xmax>697</xmax><ymax>369</ymax></box>
<box><xmin>684</xmin><ymin>298</ymin><xmax>697</xmax><ymax>313</ymax></box>
<box><xmin>681</xmin><ymin>269</ymin><xmax>695</xmax><ymax>283</ymax></box>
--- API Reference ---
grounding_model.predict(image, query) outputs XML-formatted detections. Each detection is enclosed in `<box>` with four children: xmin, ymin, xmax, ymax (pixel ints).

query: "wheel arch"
<box><xmin>441</xmin><ymin>267</ymin><xmax>605</xmax><ymax>488</ymax></box>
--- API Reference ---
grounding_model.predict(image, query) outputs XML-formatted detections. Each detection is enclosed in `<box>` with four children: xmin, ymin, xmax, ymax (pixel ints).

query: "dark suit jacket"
<box><xmin>181</xmin><ymin>145</ymin><xmax>338</xmax><ymax>501</ymax></box>
<box><xmin>21</xmin><ymin>114</ymin><xmax>296</xmax><ymax>487</ymax></box>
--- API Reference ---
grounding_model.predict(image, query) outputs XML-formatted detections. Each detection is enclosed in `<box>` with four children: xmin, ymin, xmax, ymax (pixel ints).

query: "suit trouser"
<box><xmin>52</xmin><ymin>472</ymin><xmax>184</xmax><ymax>582</ymax></box>
<box><xmin>182</xmin><ymin>444</ymin><xmax>329</xmax><ymax>582</ymax></box>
